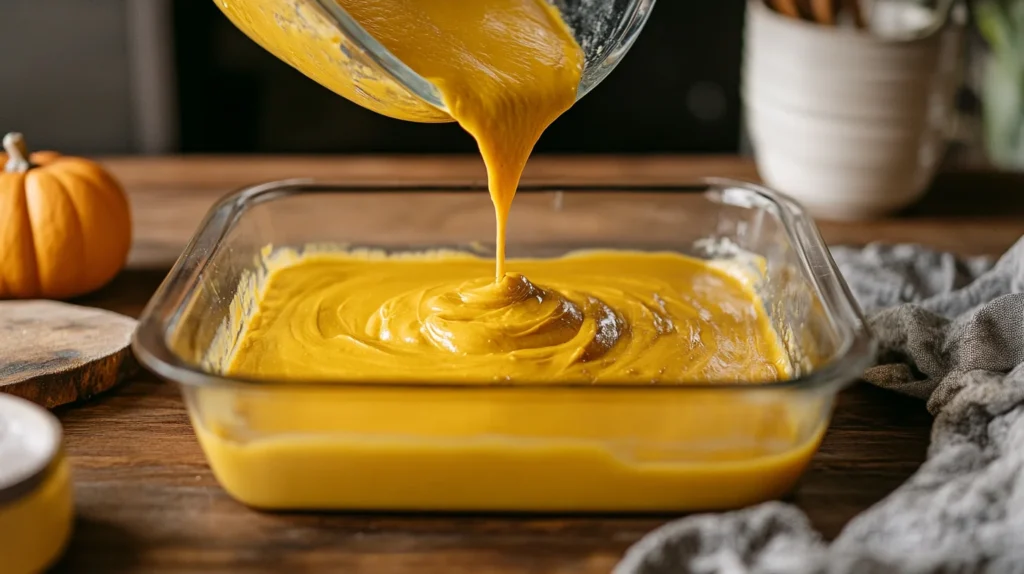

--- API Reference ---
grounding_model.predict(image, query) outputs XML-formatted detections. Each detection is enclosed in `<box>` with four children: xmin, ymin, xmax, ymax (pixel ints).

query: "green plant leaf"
<box><xmin>975</xmin><ymin>1</ymin><xmax>1012</xmax><ymax>53</ymax></box>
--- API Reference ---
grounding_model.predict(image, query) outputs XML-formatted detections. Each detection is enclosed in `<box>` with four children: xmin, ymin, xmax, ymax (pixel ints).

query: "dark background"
<box><xmin>173</xmin><ymin>1</ymin><xmax>746</xmax><ymax>154</ymax></box>
<box><xmin>0</xmin><ymin>1</ymin><xmax>982</xmax><ymax>159</ymax></box>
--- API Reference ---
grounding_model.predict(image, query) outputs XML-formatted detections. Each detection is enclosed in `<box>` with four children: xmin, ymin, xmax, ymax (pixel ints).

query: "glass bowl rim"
<box><xmin>310</xmin><ymin>0</ymin><xmax>658</xmax><ymax>112</ymax></box>
<box><xmin>132</xmin><ymin>178</ymin><xmax>876</xmax><ymax>394</ymax></box>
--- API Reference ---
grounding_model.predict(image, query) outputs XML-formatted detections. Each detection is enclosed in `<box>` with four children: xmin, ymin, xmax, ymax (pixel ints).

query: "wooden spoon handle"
<box><xmin>795</xmin><ymin>0</ymin><xmax>816</xmax><ymax>20</ymax></box>
<box><xmin>767</xmin><ymin>0</ymin><xmax>804</xmax><ymax>19</ymax></box>
<box><xmin>810</xmin><ymin>0</ymin><xmax>838</xmax><ymax>25</ymax></box>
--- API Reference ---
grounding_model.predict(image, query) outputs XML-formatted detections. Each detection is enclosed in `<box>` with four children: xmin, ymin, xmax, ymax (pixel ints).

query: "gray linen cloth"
<box><xmin>615</xmin><ymin>237</ymin><xmax>1024</xmax><ymax>574</ymax></box>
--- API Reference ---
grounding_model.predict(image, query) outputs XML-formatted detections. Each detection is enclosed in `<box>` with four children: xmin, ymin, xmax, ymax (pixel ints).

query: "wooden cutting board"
<box><xmin>0</xmin><ymin>300</ymin><xmax>138</xmax><ymax>408</ymax></box>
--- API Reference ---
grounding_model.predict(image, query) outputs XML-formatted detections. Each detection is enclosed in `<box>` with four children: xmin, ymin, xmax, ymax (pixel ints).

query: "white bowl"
<box><xmin>745</xmin><ymin>98</ymin><xmax>941</xmax><ymax>165</ymax></box>
<box><xmin>741</xmin><ymin>0</ymin><xmax>964</xmax><ymax>219</ymax></box>
<box><xmin>745</xmin><ymin>100</ymin><xmax>945</xmax><ymax>218</ymax></box>
<box><xmin>741</xmin><ymin>56</ymin><xmax>954</xmax><ymax>122</ymax></box>
<box><xmin>752</xmin><ymin>145</ymin><xmax>932</xmax><ymax>219</ymax></box>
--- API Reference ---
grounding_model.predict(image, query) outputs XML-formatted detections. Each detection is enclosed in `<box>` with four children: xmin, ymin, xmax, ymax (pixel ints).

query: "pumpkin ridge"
<box><xmin>55</xmin><ymin>159</ymin><xmax>131</xmax><ymax>217</ymax></box>
<box><xmin>8</xmin><ymin>173</ymin><xmax>42</xmax><ymax>295</ymax></box>
<box><xmin>52</xmin><ymin>160</ymin><xmax>132</xmax><ymax>285</ymax></box>
<box><xmin>0</xmin><ymin>181</ymin><xmax>12</xmax><ymax>294</ymax></box>
<box><xmin>48</xmin><ymin>168</ymin><xmax>97</xmax><ymax>291</ymax></box>
<box><xmin>25</xmin><ymin>170</ymin><xmax>86</xmax><ymax>299</ymax></box>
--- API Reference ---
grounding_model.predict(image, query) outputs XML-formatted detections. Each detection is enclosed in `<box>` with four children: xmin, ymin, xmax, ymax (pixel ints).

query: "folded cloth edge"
<box><xmin>614</xmin><ymin>239</ymin><xmax>1024</xmax><ymax>574</ymax></box>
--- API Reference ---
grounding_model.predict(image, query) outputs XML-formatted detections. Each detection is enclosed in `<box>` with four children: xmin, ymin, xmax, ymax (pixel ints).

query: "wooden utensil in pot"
<box><xmin>766</xmin><ymin>0</ymin><xmax>866</xmax><ymax>29</ymax></box>
<box><xmin>766</xmin><ymin>0</ymin><xmax>803</xmax><ymax>19</ymax></box>
<box><xmin>810</xmin><ymin>0</ymin><xmax>839</xmax><ymax>25</ymax></box>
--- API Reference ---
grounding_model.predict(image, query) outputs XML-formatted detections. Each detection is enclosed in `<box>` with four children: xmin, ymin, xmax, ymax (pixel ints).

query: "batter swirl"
<box><xmin>227</xmin><ymin>250</ymin><xmax>790</xmax><ymax>384</ymax></box>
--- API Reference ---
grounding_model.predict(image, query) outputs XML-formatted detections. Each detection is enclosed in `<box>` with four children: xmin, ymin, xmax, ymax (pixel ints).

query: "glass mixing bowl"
<box><xmin>133</xmin><ymin>180</ymin><xmax>875</xmax><ymax>513</ymax></box>
<box><xmin>214</xmin><ymin>0</ymin><xmax>657</xmax><ymax>122</ymax></box>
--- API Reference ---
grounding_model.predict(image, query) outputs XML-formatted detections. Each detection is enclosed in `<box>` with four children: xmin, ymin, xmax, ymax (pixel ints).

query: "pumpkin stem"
<box><xmin>3</xmin><ymin>132</ymin><xmax>33</xmax><ymax>173</ymax></box>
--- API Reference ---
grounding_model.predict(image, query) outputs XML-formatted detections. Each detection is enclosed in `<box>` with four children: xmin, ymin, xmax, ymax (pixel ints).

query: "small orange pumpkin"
<box><xmin>0</xmin><ymin>133</ymin><xmax>132</xmax><ymax>299</ymax></box>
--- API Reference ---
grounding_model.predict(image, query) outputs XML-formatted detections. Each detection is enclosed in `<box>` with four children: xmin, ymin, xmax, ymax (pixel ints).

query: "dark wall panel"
<box><xmin>175</xmin><ymin>1</ymin><xmax>744</xmax><ymax>154</ymax></box>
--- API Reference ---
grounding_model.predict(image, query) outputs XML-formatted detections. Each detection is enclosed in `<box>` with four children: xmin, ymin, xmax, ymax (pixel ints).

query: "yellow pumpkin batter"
<box><xmin>226</xmin><ymin>249</ymin><xmax>790</xmax><ymax>384</ymax></box>
<box><xmin>202</xmin><ymin>251</ymin><xmax>819</xmax><ymax>513</ymax></box>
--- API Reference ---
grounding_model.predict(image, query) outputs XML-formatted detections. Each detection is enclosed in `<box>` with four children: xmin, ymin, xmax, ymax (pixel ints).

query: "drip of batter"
<box><xmin>225</xmin><ymin>250</ymin><xmax>790</xmax><ymax>383</ymax></box>
<box><xmin>336</xmin><ymin>0</ymin><xmax>584</xmax><ymax>279</ymax></box>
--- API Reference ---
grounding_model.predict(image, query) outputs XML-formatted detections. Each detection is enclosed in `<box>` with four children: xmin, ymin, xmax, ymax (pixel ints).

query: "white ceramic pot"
<box><xmin>742</xmin><ymin>55</ymin><xmax>950</xmax><ymax>122</ymax></box>
<box><xmin>742</xmin><ymin>0</ymin><xmax>965</xmax><ymax>220</ymax></box>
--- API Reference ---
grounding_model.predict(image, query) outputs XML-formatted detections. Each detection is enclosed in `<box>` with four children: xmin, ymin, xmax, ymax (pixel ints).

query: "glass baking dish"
<box><xmin>133</xmin><ymin>179</ymin><xmax>874</xmax><ymax>513</ymax></box>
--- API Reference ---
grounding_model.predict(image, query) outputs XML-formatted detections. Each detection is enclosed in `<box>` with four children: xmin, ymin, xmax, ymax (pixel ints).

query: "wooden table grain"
<box><xmin>49</xmin><ymin>155</ymin><xmax>1024</xmax><ymax>573</ymax></box>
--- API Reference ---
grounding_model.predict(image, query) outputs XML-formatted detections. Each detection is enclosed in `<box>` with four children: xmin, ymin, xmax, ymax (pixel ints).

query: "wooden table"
<box><xmin>49</xmin><ymin>155</ymin><xmax>1024</xmax><ymax>573</ymax></box>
